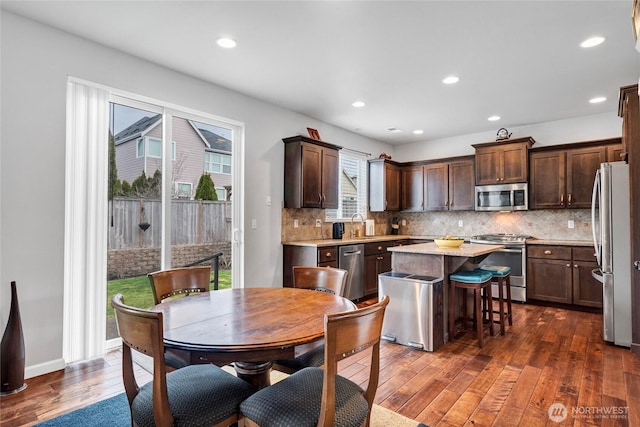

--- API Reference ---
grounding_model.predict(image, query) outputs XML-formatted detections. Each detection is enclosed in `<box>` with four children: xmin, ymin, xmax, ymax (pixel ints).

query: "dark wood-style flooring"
<box><xmin>1</xmin><ymin>302</ymin><xmax>639</xmax><ymax>426</ymax></box>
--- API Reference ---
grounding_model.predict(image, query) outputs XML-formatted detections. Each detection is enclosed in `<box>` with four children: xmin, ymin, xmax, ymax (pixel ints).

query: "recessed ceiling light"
<box><xmin>589</xmin><ymin>96</ymin><xmax>607</xmax><ymax>104</ymax></box>
<box><xmin>352</xmin><ymin>101</ymin><xmax>365</xmax><ymax>108</ymax></box>
<box><xmin>488</xmin><ymin>115</ymin><xmax>501</xmax><ymax>121</ymax></box>
<box><xmin>216</xmin><ymin>37</ymin><xmax>237</xmax><ymax>48</ymax></box>
<box><xmin>580</xmin><ymin>36</ymin><xmax>605</xmax><ymax>48</ymax></box>
<box><xmin>413</xmin><ymin>129</ymin><xmax>424</xmax><ymax>135</ymax></box>
<box><xmin>386</xmin><ymin>127</ymin><xmax>403</xmax><ymax>133</ymax></box>
<box><xmin>442</xmin><ymin>76</ymin><xmax>459</xmax><ymax>85</ymax></box>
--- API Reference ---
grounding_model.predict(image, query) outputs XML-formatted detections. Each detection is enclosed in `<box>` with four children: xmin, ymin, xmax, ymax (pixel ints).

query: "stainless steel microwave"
<box><xmin>475</xmin><ymin>183</ymin><xmax>528</xmax><ymax>211</ymax></box>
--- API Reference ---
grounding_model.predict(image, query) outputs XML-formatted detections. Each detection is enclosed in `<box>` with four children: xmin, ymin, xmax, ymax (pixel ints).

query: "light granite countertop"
<box><xmin>282</xmin><ymin>235</ymin><xmax>439</xmax><ymax>247</ymax></box>
<box><xmin>388</xmin><ymin>242</ymin><xmax>505</xmax><ymax>257</ymax></box>
<box><xmin>282</xmin><ymin>235</ymin><xmax>592</xmax><ymax>248</ymax></box>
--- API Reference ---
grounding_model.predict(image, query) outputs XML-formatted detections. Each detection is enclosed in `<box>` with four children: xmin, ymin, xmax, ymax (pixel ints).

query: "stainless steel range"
<box><xmin>470</xmin><ymin>234</ymin><xmax>532</xmax><ymax>302</ymax></box>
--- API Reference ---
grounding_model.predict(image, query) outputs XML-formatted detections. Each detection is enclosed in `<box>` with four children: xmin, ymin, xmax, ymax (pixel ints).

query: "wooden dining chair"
<box><xmin>147</xmin><ymin>266</ymin><xmax>212</xmax><ymax>369</ymax></box>
<box><xmin>111</xmin><ymin>294</ymin><xmax>255</xmax><ymax>427</ymax></box>
<box><xmin>240</xmin><ymin>295</ymin><xmax>389</xmax><ymax>427</ymax></box>
<box><xmin>272</xmin><ymin>266</ymin><xmax>348</xmax><ymax>374</ymax></box>
<box><xmin>292</xmin><ymin>266</ymin><xmax>348</xmax><ymax>296</ymax></box>
<box><xmin>148</xmin><ymin>266</ymin><xmax>211</xmax><ymax>304</ymax></box>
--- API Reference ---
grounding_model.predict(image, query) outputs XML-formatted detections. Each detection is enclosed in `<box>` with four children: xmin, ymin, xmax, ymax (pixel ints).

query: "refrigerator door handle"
<box><xmin>591</xmin><ymin>268</ymin><xmax>604</xmax><ymax>283</ymax></box>
<box><xmin>591</xmin><ymin>169</ymin><xmax>601</xmax><ymax>267</ymax></box>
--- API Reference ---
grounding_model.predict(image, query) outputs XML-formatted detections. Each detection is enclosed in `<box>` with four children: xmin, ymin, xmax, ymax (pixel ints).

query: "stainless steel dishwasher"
<box><xmin>339</xmin><ymin>244</ymin><xmax>364</xmax><ymax>300</ymax></box>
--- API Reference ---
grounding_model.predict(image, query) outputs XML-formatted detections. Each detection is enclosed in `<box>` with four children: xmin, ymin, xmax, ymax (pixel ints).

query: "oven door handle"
<box><xmin>497</xmin><ymin>248</ymin><xmax>523</xmax><ymax>253</ymax></box>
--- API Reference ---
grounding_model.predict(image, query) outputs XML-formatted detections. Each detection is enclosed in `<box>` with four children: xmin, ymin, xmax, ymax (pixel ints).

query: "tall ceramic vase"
<box><xmin>1</xmin><ymin>281</ymin><xmax>27</xmax><ymax>395</ymax></box>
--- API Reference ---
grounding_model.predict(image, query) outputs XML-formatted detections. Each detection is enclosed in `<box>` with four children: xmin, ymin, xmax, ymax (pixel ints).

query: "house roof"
<box><xmin>113</xmin><ymin>114</ymin><xmax>232</xmax><ymax>154</ymax></box>
<box><xmin>114</xmin><ymin>114</ymin><xmax>161</xmax><ymax>145</ymax></box>
<box><xmin>199</xmin><ymin>128</ymin><xmax>232</xmax><ymax>153</ymax></box>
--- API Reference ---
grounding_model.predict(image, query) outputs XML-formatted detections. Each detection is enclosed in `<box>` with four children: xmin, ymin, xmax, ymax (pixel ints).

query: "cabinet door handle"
<box><xmin>377</xmin><ymin>246</ymin><xmax>383</xmax><ymax>250</ymax></box>
<box><xmin>326</xmin><ymin>252</ymin><xmax>332</xmax><ymax>257</ymax></box>
<box><xmin>377</xmin><ymin>256</ymin><xmax>384</xmax><ymax>260</ymax></box>
<box><xmin>574</xmin><ymin>264</ymin><xmax>578</xmax><ymax>268</ymax></box>
<box><xmin>560</xmin><ymin>194</ymin><xmax>564</xmax><ymax>205</ymax></box>
<box><xmin>635</xmin><ymin>261</ymin><xmax>640</xmax><ymax>270</ymax></box>
<box><xmin>566</xmin><ymin>263</ymin><xmax>571</xmax><ymax>267</ymax></box>
<box><xmin>544</xmin><ymin>250</ymin><xmax>552</xmax><ymax>255</ymax></box>
<box><xmin>496</xmin><ymin>178</ymin><xmax>500</xmax><ymax>182</ymax></box>
<box><xmin>568</xmin><ymin>193</ymin><xmax>573</xmax><ymax>205</ymax></box>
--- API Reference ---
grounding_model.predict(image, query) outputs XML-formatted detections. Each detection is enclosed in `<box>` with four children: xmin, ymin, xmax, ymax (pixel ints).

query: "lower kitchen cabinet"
<box><xmin>527</xmin><ymin>245</ymin><xmax>602</xmax><ymax>308</ymax></box>
<box><xmin>364</xmin><ymin>242</ymin><xmax>393</xmax><ymax>296</ymax></box>
<box><xmin>283</xmin><ymin>245</ymin><xmax>338</xmax><ymax>287</ymax></box>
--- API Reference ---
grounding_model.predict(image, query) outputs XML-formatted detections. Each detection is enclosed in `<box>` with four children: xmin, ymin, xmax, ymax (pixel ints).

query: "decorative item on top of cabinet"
<box><xmin>400</xmin><ymin>156</ymin><xmax>474</xmax><ymax>211</ymax></box>
<box><xmin>529</xmin><ymin>138</ymin><xmax>621</xmax><ymax>209</ymax></box>
<box><xmin>527</xmin><ymin>245</ymin><xmax>602</xmax><ymax>308</ymax></box>
<box><xmin>283</xmin><ymin>136</ymin><xmax>342</xmax><ymax>209</ymax></box>
<box><xmin>472</xmin><ymin>136</ymin><xmax>535</xmax><ymax>185</ymax></box>
<box><xmin>368</xmin><ymin>159</ymin><xmax>401</xmax><ymax>211</ymax></box>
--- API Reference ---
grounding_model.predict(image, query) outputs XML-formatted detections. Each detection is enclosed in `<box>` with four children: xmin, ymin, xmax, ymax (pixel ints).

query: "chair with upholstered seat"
<box><xmin>240</xmin><ymin>295</ymin><xmax>389</xmax><ymax>427</ymax></box>
<box><xmin>148</xmin><ymin>266</ymin><xmax>211</xmax><ymax>304</ymax></box>
<box><xmin>148</xmin><ymin>266</ymin><xmax>211</xmax><ymax>369</ymax></box>
<box><xmin>272</xmin><ymin>266</ymin><xmax>348</xmax><ymax>374</ymax></box>
<box><xmin>111</xmin><ymin>294</ymin><xmax>255</xmax><ymax>427</ymax></box>
<box><xmin>449</xmin><ymin>269</ymin><xmax>494</xmax><ymax>348</ymax></box>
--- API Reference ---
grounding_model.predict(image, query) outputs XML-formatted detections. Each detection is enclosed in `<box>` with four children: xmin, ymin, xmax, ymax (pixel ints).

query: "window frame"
<box><xmin>325</xmin><ymin>150</ymin><xmax>368</xmax><ymax>222</ymax></box>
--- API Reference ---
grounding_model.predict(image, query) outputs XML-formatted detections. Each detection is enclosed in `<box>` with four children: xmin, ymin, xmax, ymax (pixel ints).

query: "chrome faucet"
<box><xmin>351</xmin><ymin>212</ymin><xmax>364</xmax><ymax>238</ymax></box>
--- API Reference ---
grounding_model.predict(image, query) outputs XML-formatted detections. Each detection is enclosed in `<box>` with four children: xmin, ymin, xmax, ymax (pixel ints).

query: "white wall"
<box><xmin>0</xmin><ymin>12</ymin><xmax>390</xmax><ymax>376</ymax></box>
<box><xmin>393</xmin><ymin>113</ymin><xmax>622</xmax><ymax>162</ymax></box>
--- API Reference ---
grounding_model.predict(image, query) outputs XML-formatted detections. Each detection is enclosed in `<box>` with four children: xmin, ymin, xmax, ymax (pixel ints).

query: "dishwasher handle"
<box><xmin>342</xmin><ymin>250</ymin><xmax>362</xmax><ymax>256</ymax></box>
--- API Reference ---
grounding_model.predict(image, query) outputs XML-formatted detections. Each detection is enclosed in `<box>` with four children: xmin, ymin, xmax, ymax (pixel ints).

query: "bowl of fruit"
<box><xmin>433</xmin><ymin>235</ymin><xmax>465</xmax><ymax>248</ymax></box>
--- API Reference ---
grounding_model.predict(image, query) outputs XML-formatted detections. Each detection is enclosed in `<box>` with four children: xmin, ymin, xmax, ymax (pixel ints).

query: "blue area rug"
<box><xmin>34</xmin><ymin>392</ymin><xmax>428</xmax><ymax>426</ymax></box>
<box><xmin>35</xmin><ymin>394</ymin><xmax>130</xmax><ymax>427</ymax></box>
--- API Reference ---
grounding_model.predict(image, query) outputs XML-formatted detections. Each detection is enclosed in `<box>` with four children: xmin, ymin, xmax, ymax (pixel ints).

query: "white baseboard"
<box><xmin>25</xmin><ymin>358</ymin><xmax>66</xmax><ymax>379</ymax></box>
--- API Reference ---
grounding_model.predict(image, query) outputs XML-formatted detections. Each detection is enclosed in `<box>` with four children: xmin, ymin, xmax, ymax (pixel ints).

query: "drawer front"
<box><xmin>364</xmin><ymin>241</ymin><xmax>392</xmax><ymax>256</ymax></box>
<box><xmin>528</xmin><ymin>245</ymin><xmax>571</xmax><ymax>260</ymax></box>
<box><xmin>572</xmin><ymin>246</ymin><xmax>597</xmax><ymax>262</ymax></box>
<box><xmin>318</xmin><ymin>246</ymin><xmax>337</xmax><ymax>263</ymax></box>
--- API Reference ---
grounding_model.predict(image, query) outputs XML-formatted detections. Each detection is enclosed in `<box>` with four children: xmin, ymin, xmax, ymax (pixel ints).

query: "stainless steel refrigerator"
<box><xmin>591</xmin><ymin>162</ymin><xmax>632</xmax><ymax>347</ymax></box>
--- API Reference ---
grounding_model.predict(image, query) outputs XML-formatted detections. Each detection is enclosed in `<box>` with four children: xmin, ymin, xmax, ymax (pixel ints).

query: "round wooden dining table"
<box><xmin>150</xmin><ymin>287</ymin><xmax>356</xmax><ymax>389</ymax></box>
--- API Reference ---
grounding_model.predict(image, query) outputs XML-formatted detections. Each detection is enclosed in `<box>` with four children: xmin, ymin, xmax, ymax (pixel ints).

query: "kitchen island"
<box><xmin>388</xmin><ymin>242</ymin><xmax>505</xmax><ymax>344</ymax></box>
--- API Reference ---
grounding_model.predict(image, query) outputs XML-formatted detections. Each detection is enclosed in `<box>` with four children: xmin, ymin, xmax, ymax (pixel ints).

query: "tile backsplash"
<box><xmin>281</xmin><ymin>208</ymin><xmax>593</xmax><ymax>242</ymax></box>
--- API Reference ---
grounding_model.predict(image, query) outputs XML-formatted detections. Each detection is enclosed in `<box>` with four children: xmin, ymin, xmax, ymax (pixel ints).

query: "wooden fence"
<box><xmin>108</xmin><ymin>198</ymin><xmax>231</xmax><ymax>249</ymax></box>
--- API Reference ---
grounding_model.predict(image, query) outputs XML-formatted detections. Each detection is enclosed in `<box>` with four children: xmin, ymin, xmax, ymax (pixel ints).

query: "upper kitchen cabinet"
<box><xmin>529</xmin><ymin>138</ymin><xmax>621</xmax><ymax>209</ymax></box>
<box><xmin>472</xmin><ymin>137</ymin><xmax>535</xmax><ymax>185</ymax></box>
<box><xmin>401</xmin><ymin>156</ymin><xmax>474</xmax><ymax>211</ymax></box>
<box><xmin>368</xmin><ymin>159</ymin><xmax>401</xmax><ymax>211</ymax></box>
<box><xmin>619</xmin><ymin>84</ymin><xmax>638</xmax><ymax>162</ymax></box>
<box><xmin>283</xmin><ymin>136</ymin><xmax>341</xmax><ymax>209</ymax></box>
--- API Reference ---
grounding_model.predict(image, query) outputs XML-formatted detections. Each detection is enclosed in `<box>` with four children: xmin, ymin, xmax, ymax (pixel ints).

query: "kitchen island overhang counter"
<box><xmin>387</xmin><ymin>241</ymin><xmax>505</xmax><ymax>345</ymax></box>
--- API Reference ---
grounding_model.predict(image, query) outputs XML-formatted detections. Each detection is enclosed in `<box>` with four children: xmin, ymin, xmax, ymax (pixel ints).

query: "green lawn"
<box><xmin>107</xmin><ymin>270</ymin><xmax>231</xmax><ymax>317</ymax></box>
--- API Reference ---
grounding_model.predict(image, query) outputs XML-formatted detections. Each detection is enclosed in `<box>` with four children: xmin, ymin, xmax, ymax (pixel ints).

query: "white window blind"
<box><xmin>325</xmin><ymin>150</ymin><xmax>368</xmax><ymax>221</ymax></box>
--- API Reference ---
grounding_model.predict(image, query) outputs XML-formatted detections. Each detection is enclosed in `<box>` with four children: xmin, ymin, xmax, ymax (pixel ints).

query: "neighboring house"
<box><xmin>114</xmin><ymin>115</ymin><xmax>232</xmax><ymax>200</ymax></box>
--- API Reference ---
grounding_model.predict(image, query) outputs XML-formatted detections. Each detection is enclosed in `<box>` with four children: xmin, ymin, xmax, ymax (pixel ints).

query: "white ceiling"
<box><xmin>2</xmin><ymin>1</ymin><xmax>638</xmax><ymax>144</ymax></box>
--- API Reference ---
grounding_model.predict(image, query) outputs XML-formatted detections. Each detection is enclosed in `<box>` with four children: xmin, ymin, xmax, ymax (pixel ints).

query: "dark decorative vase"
<box><xmin>1</xmin><ymin>281</ymin><xmax>27</xmax><ymax>395</ymax></box>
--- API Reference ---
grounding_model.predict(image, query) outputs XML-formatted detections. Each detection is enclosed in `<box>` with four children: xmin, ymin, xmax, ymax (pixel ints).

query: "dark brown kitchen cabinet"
<box><xmin>472</xmin><ymin>137</ymin><xmax>535</xmax><ymax>185</ymax></box>
<box><xmin>401</xmin><ymin>157</ymin><xmax>474</xmax><ymax>211</ymax></box>
<box><xmin>401</xmin><ymin>165</ymin><xmax>424</xmax><ymax>211</ymax></box>
<box><xmin>283</xmin><ymin>136</ymin><xmax>341</xmax><ymax>209</ymax></box>
<box><xmin>368</xmin><ymin>159</ymin><xmax>401</xmax><ymax>211</ymax></box>
<box><xmin>364</xmin><ymin>241</ymin><xmax>393</xmax><ymax>296</ymax></box>
<box><xmin>529</xmin><ymin>140</ymin><xmax>618</xmax><ymax>209</ymax></box>
<box><xmin>527</xmin><ymin>245</ymin><xmax>602</xmax><ymax>308</ymax></box>
<box><xmin>619</xmin><ymin>84</ymin><xmax>640</xmax><ymax>353</ymax></box>
<box><xmin>282</xmin><ymin>245</ymin><xmax>338</xmax><ymax>287</ymax></box>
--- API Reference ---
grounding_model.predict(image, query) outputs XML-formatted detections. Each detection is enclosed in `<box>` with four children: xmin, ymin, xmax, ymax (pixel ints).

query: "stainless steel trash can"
<box><xmin>378</xmin><ymin>272</ymin><xmax>444</xmax><ymax>352</ymax></box>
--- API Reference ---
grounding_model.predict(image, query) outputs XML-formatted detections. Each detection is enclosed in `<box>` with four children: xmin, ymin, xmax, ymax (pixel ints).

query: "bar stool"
<box><xmin>480</xmin><ymin>265</ymin><xmax>513</xmax><ymax>336</ymax></box>
<box><xmin>449</xmin><ymin>269</ymin><xmax>494</xmax><ymax>348</ymax></box>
